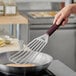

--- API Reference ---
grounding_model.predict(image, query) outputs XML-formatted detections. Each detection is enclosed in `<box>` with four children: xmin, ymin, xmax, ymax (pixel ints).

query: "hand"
<box><xmin>53</xmin><ymin>4</ymin><xmax>72</xmax><ymax>26</ymax></box>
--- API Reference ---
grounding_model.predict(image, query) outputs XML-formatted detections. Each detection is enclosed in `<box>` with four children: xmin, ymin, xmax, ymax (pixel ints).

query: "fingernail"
<box><xmin>56</xmin><ymin>22</ymin><xmax>60</xmax><ymax>25</ymax></box>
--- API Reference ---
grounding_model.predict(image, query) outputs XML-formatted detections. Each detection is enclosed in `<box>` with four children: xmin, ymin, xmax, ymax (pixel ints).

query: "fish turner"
<box><xmin>9</xmin><ymin>20</ymin><xmax>64</xmax><ymax>64</ymax></box>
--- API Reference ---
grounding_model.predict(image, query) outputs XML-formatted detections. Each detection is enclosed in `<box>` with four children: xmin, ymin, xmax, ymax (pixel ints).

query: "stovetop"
<box><xmin>0</xmin><ymin>69</ymin><xmax>55</xmax><ymax>76</ymax></box>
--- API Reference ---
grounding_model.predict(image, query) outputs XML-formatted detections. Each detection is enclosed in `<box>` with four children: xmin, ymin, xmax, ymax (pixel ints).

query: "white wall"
<box><xmin>17</xmin><ymin>2</ymin><xmax>51</xmax><ymax>10</ymax></box>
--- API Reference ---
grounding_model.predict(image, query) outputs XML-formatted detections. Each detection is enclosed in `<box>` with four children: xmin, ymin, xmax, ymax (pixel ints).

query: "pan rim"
<box><xmin>0</xmin><ymin>51</ymin><xmax>53</xmax><ymax>67</ymax></box>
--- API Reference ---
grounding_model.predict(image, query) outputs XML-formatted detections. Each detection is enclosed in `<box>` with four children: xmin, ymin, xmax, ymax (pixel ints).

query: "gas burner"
<box><xmin>0</xmin><ymin>69</ymin><xmax>55</xmax><ymax>76</ymax></box>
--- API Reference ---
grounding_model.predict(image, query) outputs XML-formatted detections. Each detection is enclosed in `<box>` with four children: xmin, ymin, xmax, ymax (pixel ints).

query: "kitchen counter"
<box><xmin>48</xmin><ymin>60</ymin><xmax>76</xmax><ymax>76</ymax></box>
<box><xmin>0</xmin><ymin>13</ymin><xmax>28</xmax><ymax>24</ymax></box>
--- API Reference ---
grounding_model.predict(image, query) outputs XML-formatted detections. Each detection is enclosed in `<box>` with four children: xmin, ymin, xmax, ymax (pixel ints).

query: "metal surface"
<box><xmin>9</xmin><ymin>24</ymin><xmax>21</xmax><ymax>39</ymax></box>
<box><xmin>0</xmin><ymin>51</ymin><xmax>53</xmax><ymax>75</ymax></box>
<box><xmin>16</xmin><ymin>24</ymin><xmax>21</xmax><ymax>39</ymax></box>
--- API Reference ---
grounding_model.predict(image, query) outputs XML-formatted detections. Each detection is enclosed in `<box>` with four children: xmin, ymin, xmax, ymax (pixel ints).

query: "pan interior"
<box><xmin>0</xmin><ymin>51</ymin><xmax>53</xmax><ymax>66</ymax></box>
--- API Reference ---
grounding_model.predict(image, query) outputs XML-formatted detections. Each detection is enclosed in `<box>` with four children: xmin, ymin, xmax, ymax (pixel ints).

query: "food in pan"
<box><xmin>6</xmin><ymin>64</ymin><xmax>36</xmax><ymax>67</ymax></box>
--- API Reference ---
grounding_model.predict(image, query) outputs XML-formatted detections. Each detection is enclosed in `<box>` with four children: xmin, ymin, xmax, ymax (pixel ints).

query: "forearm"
<box><xmin>69</xmin><ymin>4</ymin><xmax>76</xmax><ymax>14</ymax></box>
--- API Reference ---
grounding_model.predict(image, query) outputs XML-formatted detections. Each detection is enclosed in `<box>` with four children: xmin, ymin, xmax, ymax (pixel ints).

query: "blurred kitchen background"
<box><xmin>1</xmin><ymin>0</ymin><xmax>76</xmax><ymax>72</ymax></box>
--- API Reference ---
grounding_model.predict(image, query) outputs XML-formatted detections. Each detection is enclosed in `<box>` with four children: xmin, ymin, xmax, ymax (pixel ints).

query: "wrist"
<box><xmin>69</xmin><ymin>4</ymin><xmax>76</xmax><ymax>13</ymax></box>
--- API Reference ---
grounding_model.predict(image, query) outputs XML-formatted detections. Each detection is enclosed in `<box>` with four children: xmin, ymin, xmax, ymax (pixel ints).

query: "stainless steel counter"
<box><xmin>48</xmin><ymin>60</ymin><xmax>76</xmax><ymax>76</ymax></box>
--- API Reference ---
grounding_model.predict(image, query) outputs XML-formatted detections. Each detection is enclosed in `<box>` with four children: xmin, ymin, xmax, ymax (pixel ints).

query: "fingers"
<box><xmin>53</xmin><ymin>5</ymin><xmax>71</xmax><ymax>26</ymax></box>
<box><xmin>53</xmin><ymin>12</ymin><xmax>61</xmax><ymax>24</ymax></box>
<box><xmin>62</xmin><ymin>18</ymin><xmax>68</xmax><ymax>26</ymax></box>
<box><xmin>53</xmin><ymin>12</ymin><xmax>68</xmax><ymax>26</ymax></box>
<box><xmin>56</xmin><ymin>14</ymin><xmax>64</xmax><ymax>25</ymax></box>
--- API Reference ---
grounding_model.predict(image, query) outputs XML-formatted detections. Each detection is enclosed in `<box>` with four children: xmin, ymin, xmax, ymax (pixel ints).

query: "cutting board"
<box><xmin>0</xmin><ymin>39</ymin><xmax>21</xmax><ymax>53</ymax></box>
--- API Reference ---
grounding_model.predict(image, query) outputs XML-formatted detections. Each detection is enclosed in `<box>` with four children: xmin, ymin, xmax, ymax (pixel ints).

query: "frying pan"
<box><xmin>0</xmin><ymin>51</ymin><xmax>53</xmax><ymax>75</ymax></box>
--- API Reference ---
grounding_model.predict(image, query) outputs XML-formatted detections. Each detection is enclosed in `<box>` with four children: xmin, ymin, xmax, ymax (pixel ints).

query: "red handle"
<box><xmin>47</xmin><ymin>19</ymin><xmax>64</xmax><ymax>36</ymax></box>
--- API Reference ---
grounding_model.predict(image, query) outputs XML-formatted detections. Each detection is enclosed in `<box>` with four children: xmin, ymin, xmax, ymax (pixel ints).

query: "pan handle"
<box><xmin>47</xmin><ymin>19</ymin><xmax>64</xmax><ymax>36</ymax></box>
